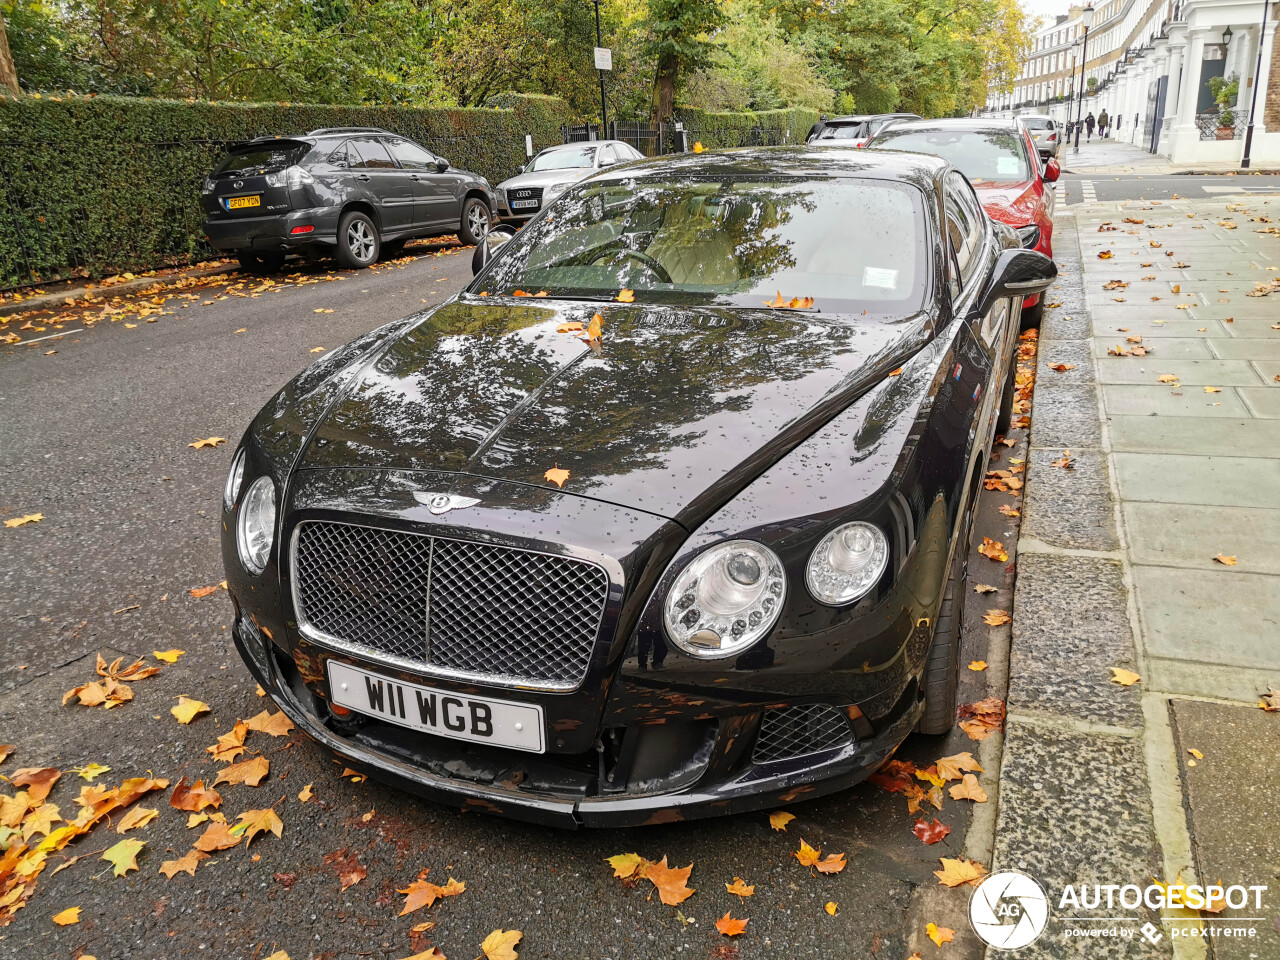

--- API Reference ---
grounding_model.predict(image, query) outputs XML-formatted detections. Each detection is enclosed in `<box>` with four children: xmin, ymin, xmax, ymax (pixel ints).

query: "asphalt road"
<box><xmin>1058</xmin><ymin>170</ymin><xmax>1280</xmax><ymax>204</ymax></box>
<box><xmin>0</xmin><ymin>245</ymin><xmax>1025</xmax><ymax>960</ymax></box>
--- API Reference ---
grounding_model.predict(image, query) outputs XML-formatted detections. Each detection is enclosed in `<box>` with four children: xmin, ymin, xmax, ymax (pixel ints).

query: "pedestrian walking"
<box><xmin>1098</xmin><ymin>109</ymin><xmax>1109</xmax><ymax>138</ymax></box>
<box><xmin>1085</xmin><ymin>112</ymin><xmax>1096</xmax><ymax>141</ymax></box>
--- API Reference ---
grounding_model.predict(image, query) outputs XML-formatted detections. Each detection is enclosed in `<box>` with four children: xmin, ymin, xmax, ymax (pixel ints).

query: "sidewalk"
<box><xmin>1056</xmin><ymin>136</ymin><xmax>1277</xmax><ymax>175</ymax></box>
<box><xmin>990</xmin><ymin>189</ymin><xmax>1280</xmax><ymax>957</ymax></box>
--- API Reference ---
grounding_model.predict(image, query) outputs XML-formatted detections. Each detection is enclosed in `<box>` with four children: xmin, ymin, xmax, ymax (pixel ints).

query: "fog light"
<box><xmin>291</xmin><ymin>225</ymin><xmax>314</xmax><ymax>234</ymax></box>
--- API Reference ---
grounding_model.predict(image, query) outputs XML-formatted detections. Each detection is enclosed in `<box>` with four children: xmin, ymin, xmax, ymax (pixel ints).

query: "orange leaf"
<box><xmin>968</xmin><ymin>660</ymin><xmax>988</xmax><ymax>671</ymax></box>
<box><xmin>977</xmin><ymin>538</ymin><xmax>1008</xmax><ymax>563</ymax></box>
<box><xmin>481</xmin><ymin>928</ymin><xmax>523</xmax><ymax>960</ymax></box>
<box><xmin>159</xmin><ymin>849</ymin><xmax>209</xmax><ymax>879</ymax></box>
<box><xmin>935</xmin><ymin>752</ymin><xmax>982</xmax><ymax>781</ymax></box>
<box><xmin>207</xmin><ymin>720</ymin><xmax>249</xmax><ymax>762</ymax></box>
<box><xmin>512</xmin><ymin>289</ymin><xmax>531</xmax><ymax>297</ymax></box>
<box><xmin>235</xmin><ymin>807</ymin><xmax>284</xmax><ymax>846</ymax></box>
<box><xmin>815</xmin><ymin>852</ymin><xmax>847</xmax><ymax>874</ymax></box>
<box><xmin>982</xmin><ymin>609</ymin><xmax>1011</xmax><ymax>626</ymax></box>
<box><xmin>725</xmin><ymin>877</ymin><xmax>754</xmax><ymax>897</ymax></box>
<box><xmin>715</xmin><ymin>912</ymin><xmax>748</xmax><ymax>937</ymax></box>
<box><xmin>644</xmin><ymin>856</ymin><xmax>695</xmax><ymax>905</ymax></box>
<box><xmin>615</xmin><ymin>289</ymin><xmax>635</xmax><ymax>303</ymax></box>
<box><xmin>793</xmin><ymin>838</ymin><xmax>821</xmax><ymax>866</ymax></box>
<box><xmin>768</xmin><ymin>810</ymin><xmax>795</xmax><ymax>831</ymax></box>
<box><xmin>927</xmin><ymin>922</ymin><xmax>955</xmax><ymax>946</ymax></box>
<box><xmin>583</xmin><ymin>313</ymin><xmax>604</xmax><ymax>341</ymax></box>
<box><xmin>825</xmin><ymin>901</ymin><xmax>838</xmax><ymax>915</ymax></box>
<box><xmin>244</xmin><ymin>709</ymin><xmax>294</xmax><ymax>738</ymax></box>
<box><xmin>212</xmin><ymin>755</ymin><xmax>269</xmax><ymax>788</ymax></box>
<box><xmin>1213</xmin><ymin>554</ymin><xmax>1238</xmax><ymax>566</ymax></box>
<box><xmin>51</xmin><ymin>907</ymin><xmax>81</xmax><ymax>925</ymax></box>
<box><xmin>1109</xmin><ymin>667</ymin><xmax>1141</xmax><ymax>686</ymax></box>
<box><xmin>193</xmin><ymin>821</ymin><xmax>241</xmax><ymax>852</ymax></box>
<box><xmin>555</xmin><ymin>321</ymin><xmax>584</xmax><ymax>333</ymax></box>
<box><xmin>948</xmin><ymin>774</ymin><xmax>988</xmax><ymax>802</ymax></box>
<box><xmin>934</xmin><ymin>857</ymin><xmax>987</xmax><ymax>887</ymax></box>
<box><xmin>544</xmin><ymin>465</ymin><xmax>570</xmax><ymax>488</ymax></box>
<box><xmin>398</xmin><ymin>874</ymin><xmax>467</xmax><ymax>914</ymax></box>
<box><xmin>170</xmin><ymin>777</ymin><xmax>222</xmax><ymax>812</ymax></box>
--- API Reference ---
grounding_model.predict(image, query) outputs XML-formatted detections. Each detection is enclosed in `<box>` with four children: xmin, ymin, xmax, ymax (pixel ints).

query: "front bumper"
<box><xmin>233</xmin><ymin>617</ymin><xmax>923</xmax><ymax>828</ymax></box>
<box><xmin>203</xmin><ymin>206</ymin><xmax>341</xmax><ymax>254</ymax></box>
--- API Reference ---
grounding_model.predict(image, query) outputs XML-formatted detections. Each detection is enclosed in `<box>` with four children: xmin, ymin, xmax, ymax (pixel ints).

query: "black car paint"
<box><xmin>222</xmin><ymin>148</ymin><xmax>1047</xmax><ymax>827</ymax></box>
<box><xmin>201</xmin><ymin>132</ymin><xmax>496</xmax><ymax>257</ymax></box>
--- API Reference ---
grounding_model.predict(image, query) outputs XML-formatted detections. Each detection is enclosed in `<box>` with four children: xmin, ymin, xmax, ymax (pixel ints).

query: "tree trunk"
<box><xmin>0</xmin><ymin>8</ymin><xmax>19</xmax><ymax>95</ymax></box>
<box><xmin>652</xmin><ymin>51</ymin><xmax>676</xmax><ymax>121</ymax></box>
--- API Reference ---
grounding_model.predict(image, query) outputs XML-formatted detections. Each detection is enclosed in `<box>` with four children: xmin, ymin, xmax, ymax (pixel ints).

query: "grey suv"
<box><xmin>201</xmin><ymin>127</ymin><xmax>497</xmax><ymax>271</ymax></box>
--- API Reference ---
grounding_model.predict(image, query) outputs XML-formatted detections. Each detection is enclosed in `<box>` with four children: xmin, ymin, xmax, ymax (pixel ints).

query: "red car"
<box><xmin>865</xmin><ymin>118</ymin><xmax>1058</xmax><ymax>325</ymax></box>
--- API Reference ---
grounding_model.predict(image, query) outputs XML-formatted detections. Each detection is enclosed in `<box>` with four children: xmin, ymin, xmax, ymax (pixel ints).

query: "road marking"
<box><xmin>1201</xmin><ymin>184</ymin><xmax>1280</xmax><ymax>194</ymax></box>
<box><xmin>1080</xmin><ymin>179</ymin><xmax>1097</xmax><ymax>203</ymax></box>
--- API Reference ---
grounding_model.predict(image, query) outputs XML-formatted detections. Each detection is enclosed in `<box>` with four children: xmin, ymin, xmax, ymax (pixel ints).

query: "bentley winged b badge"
<box><xmin>413</xmin><ymin>492</ymin><xmax>481</xmax><ymax>516</ymax></box>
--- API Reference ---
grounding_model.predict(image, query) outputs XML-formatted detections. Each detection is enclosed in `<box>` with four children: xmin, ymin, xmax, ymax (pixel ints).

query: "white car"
<box><xmin>496</xmin><ymin>140</ymin><xmax>645</xmax><ymax>226</ymax></box>
<box><xmin>1020</xmin><ymin>115</ymin><xmax>1062</xmax><ymax>160</ymax></box>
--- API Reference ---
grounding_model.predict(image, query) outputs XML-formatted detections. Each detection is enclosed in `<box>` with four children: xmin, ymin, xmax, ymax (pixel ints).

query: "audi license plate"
<box><xmin>327</xmin><ymin>660</ymin><xmax>545</xmax><ymax>752</ymax></box>
<box><xmin>226</xmin><ymin>195</ymin><xmax>261</xmax><ymax>210</ymax></box>
<box><xmin>510</xmin><ymin>199</ymin><xmax>539</xmax><ymax>210</ymax></box>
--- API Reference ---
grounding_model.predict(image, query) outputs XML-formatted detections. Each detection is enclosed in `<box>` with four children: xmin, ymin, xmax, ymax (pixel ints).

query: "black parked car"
<box><xmin>201</xmin><ymin>127</ymin><xmax>497</xmax><ymax>272</ymax></box>
<box><xmin>221</xmin><ymin>147</ymin><xmax>1054</xmax><ymax>827</ymax></box>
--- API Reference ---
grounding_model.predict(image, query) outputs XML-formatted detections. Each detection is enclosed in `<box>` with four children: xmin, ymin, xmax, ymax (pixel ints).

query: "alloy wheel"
<box><xmin>468</xmin><ymin>204</ymin><xmax>489</xmax><ymax>239</ymax></box>
<box><xmin>347</xmin><ymin>220</ymin><xmax>375</xmax><ymax>263</ymax></box>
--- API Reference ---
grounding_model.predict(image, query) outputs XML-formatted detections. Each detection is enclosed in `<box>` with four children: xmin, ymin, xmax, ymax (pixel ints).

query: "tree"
<box><xmin>646</xmin><ymin>0</ymin><xmax>723</xmax><ymax>119</ymax></box>
<box><xmin>0</xmin><ymin>5</ymin><xmax>18</xmax><ymax>94</ymax></box>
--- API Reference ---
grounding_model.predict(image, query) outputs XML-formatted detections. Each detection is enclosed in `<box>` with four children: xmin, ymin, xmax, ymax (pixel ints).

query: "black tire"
<box><xmin>917</xmin><ymin>510</ymin><xmax>971</xmax><ymax>734</ymax></box>
<box><xmin>237</xmin><ymin>252</ymin><xmax>286</xmax><ymax>274</ymax></box>
<box><xmin>379</xmin><ymin>239</ymin><xmax>406</xmax><ymax>262</ymax></box>
<box><xmin>995</xmin><ymin>359</ymin><xmax>1020</xmax><ymax>436</ymax></box>
<box><xmin>1020</xmin><ymin>295</ymin><xmax>1045</xmax><ymax>330</ymax></box>
<box><xmin>336</xmin><ymin>210</ymin><xmax>379</xmax><ymax>269</ymax></box>
<box><xmin>458</xmin><ymin>197</ymin><xmax>491</xmax><ymax>246</ymax></box>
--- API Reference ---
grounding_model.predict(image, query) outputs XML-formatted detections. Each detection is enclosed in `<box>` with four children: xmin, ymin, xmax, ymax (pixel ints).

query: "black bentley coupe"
<box><xmin>221</xmin><ymin>147</ymin><xmax>1054</xmax><ymax>828</ymax></box>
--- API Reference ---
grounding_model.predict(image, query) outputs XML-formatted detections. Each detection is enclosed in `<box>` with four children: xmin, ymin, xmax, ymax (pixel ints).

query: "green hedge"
<box><xmin>0</xmin><ymin>93</ymin><xmax>573</xmax><ymax>289</ymax></box>
<box><xmin>675</xmin><ymin>107</ymin><xmax>821</xmax><ymax>148</ymax></box>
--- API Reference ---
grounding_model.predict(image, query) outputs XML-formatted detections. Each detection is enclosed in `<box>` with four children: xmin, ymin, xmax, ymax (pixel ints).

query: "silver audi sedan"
<box><xmin>496</xmin><ymin>140</ymin><xmax>645</xmax><ymax>226</ymax></box>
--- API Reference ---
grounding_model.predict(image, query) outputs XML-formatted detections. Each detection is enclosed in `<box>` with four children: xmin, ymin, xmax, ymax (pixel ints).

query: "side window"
<box><xmin>386</xmin><ymin>137</ymin><xmax>438</xmax><ymax>171</ymax></box>
<box><xmin>599</xmin><ymin>145</ymin><xmax>619</xmax><ymax>166</ymax></box>
<box><xmin>351</xmin><ymin>137</ymin><xmax>396</xmax><ymax>169</ymax></box>
<box><xmin>328</xmin><ymin>141</ymin><xmax>351</xmax><ymax>168</ymax></box>
<box><xmin>944</xmin><ymin>172</ymin><xmax>986</xmax><ymax>291</ymax></box>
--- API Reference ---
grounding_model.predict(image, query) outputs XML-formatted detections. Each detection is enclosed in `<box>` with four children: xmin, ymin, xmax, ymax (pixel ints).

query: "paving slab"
<box><xmin>1090</xmin><ymin>318</ymin><xmax>1232</xmax><ymax>339</ymax></box>
<box><xmin>1094</xmin><ymin>358</ymin><xmax>1263</xmax><ymax>386</ymax></box>
<box><xmin>1102</xmin><ymin>384</ymin><xmax>1251</xmax><ymax>417</ymax></box>
<box><xmin>1121</xmin><ymin>501</ymin><xmax>1280</xmax><ymax>573</ymax></box>
<box><xmin>1008</xmin><ymin>554</ymin><xmax>1142</xmax><ymax>728</ymax></box>
<box><xmin>1038</xmin><ymin>341</ymin><xmax>1096</xmax><ymax>385</ymax></box>
<box><xmin>1132</xmin><ymin>564</ymin><xmax>1280</xmax><ymax>673</ymax></box>
<box><xmin>1144</xmin><ymin>657</ymin><xmax>1280</xmax><ymax>702</ymax></box>
<box><xmin>1239</xmin><ymin>386</ymin><xmax>1280</xmax><ymax>418</ymax></box>
<box><xmin>1106</xmin><ymin>415</ymin><xmax>1280</xmax><ymax>457</ymax></box>
<box><xmin>1189</xmin><ymin>303</ymin><xmax>1280</xmax><ymax>320</ymax></box>
<box><xmin>1113</xmin><ymin>452</ymin><xmax>1280</xmax><ymax>508</ymax></box>
<box><xmin>1022</xmin><ymin>447</ymin><xmax>1119</xmax><ymax>551</ymax></box>
<box><xmin>991</xmin><ymin>723</ymin><xmax>1169</xmax><ymax>959</ymax></box>
<box><xmin>1090</xmin><ymin>337</ymin><xmax>1215</xmax><ymax>359</ymax></box>
<box><xmin>1207</xmin><ymin>338</ymin><xmax>1280</xmax><ymax>359</ymax></box>
<box><xmin>1169</xmin><ymin>699</ymin><xmax>1280</xmax><ymax>960</ymax></box>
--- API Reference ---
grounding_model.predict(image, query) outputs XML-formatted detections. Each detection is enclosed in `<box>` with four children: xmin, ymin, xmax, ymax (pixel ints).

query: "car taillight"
<box><xmin>1047</xmin><ymin>133</ymin><xmax>1057</xmax><ymax>141</ymax></box>
<box><xmin>291</xmin><ymin>225</ymin><xmax>314</xmax><ymax>235</ymax></box>
<box><xmin>855</xmin><ymin>140</ymin><xmax>866</xmax><ymax>148</ymax></box>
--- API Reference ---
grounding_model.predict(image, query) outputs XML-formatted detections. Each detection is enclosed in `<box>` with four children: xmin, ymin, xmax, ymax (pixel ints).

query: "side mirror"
<box><xmin>1043</xmin><ymin>157</ymin><xmax>1061</xmax><ymax>182</ymax></box>
<box><xmin>436</xmin><ymin>158</ymin><xmax>451</xmax><ymax>173</ymax></box>
<box><xmin>471</xmin><ymin>224</ymin><xmax>517</xmax><ymax>276</ymax></box>
<box><xmin>978</xmin><ymin>248</ymin><xmax>1057</xmax><ymax>317</ymax></box>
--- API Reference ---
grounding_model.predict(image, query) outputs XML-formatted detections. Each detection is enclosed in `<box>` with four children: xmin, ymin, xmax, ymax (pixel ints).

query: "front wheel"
<box><xmin>336</xmin><ymin>211</ymin><xmax>379</xmax><ymax>269</ymax></box>
<box><xmin>917</xmin><ymin>509</ymin><xmax>971</xmax><ymax>735</ymax></box>
<box><xmin>459</xmin><ymin>197</ymin><xmax>491</xmax><ymax>246</ymax></box>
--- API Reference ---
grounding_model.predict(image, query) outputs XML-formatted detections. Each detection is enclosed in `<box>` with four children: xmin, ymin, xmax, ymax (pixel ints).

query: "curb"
<box><xmin>0</xmin><ymin>262</ymin><xmax>239</xmax><ymax>318</ymax></box>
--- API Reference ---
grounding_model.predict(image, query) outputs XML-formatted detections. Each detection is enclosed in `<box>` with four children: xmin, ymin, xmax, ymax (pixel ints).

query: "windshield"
<box><xmin>474</xmin><ymin>176</ymin><xmax>927</xmax><ymax>313</ymax></box>
<box><xmin>1022</xmin><ymin>118</ymin><xmax>1053</xmax><ymax>130</ymax></box>
<box><xmin>871</xmin><ymin>128</ymin><xmax>1032</xmax><ymax>182</ymax></box>
<box><xmin>528</xmin><ymin>147</ymin><xmax>596</xmax><ymax>171</ymax></box>
<box><xmin>818</xmin><ymin>123</ymin><xmax>866</xmax><ymax>140</ymax></box>
<box><xmin>214</xmin><ymin>145</ymin><xmax>307</xmax><ymax>178</ymax></box>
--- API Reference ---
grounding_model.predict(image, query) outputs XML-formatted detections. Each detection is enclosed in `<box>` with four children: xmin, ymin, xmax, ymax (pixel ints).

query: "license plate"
<box><xmin>226</xmin><ymin>195</ymin><xmax>261</xmax><ymax>210</ymax></box>
<box><xmin>327</xmin><ymin>660</ymin><xmax>545</xmax><ymax>752</ymax></box>
<box><xmin>510</xmin><ymin>199</ymin><xmax>539</xmax><ymax>210</ymax></box>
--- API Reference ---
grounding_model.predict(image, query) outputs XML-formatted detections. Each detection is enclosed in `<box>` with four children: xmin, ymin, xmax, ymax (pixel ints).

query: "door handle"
<box><xmin>356</xmin><ymin>174</ymin><xmax>370</xmax><ymax>182</ymax></box>
<box><xmin>409</xmin><ymin>175</ymin><xmax>421</xmax><ymax>181</ymax></box>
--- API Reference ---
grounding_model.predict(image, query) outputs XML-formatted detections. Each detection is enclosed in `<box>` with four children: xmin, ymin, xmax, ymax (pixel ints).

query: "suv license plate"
<box><xmin>226</xmin><ymin>196</ymin><xmax>261</xmax><ymax>210</ymax></box>
<box><xmin>510</xmin><ymin>199</ymin><xmax>539</xmax><ymax>210</ymax></box>
<box><xmin>327</xmin><ymin>660</ymin><xmax>545</xmax><ymax>753</ymax></box>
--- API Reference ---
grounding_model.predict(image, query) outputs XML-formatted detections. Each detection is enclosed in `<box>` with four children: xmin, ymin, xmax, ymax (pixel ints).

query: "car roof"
<box><xmin>589</xmin><ymin>145</ymin><xmax>950</xmax><ymax>186</ymax></box>
<box><xmin>537</xmin><ymin>140</ymin><xmax>632</xmax><ymax>152</ymax></box>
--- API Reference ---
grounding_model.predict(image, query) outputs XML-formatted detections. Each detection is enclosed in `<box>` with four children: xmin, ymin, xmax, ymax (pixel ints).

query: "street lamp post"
<box><xmin>1073</xmin><ymin>2</ymin><xmax>1096</xmax><ymax>154</ymax></box>
<box><xmin>591</xmin><ymin>0</ymin><xmax>607</xmax><ymax>135</ymax></box>
<box><xmin>1241</xmin><ymin>0</ymin><xmax>1272</xmax><ymax>169</ymax></box>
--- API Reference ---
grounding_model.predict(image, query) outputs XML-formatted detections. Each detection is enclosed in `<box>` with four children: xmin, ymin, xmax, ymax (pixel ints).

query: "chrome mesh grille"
<box><xmin>293</xmin><ymin>521</ymin><xmax>609</xmax><ymax>688</ymax></box>
<box><xmin>752</xmin><ymin>704</ymin><xmax>852</xmax><ymax>765</ymax></box>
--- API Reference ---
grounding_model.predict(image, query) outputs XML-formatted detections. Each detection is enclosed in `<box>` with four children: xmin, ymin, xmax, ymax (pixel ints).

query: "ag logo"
<box><xmin>969</xmin><ymin>871</ymin><xmax>1049</xmax><ymax>949</ymax></box>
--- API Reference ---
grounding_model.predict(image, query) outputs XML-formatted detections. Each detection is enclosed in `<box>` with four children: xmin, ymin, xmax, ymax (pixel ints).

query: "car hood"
<box><xmin>297</xmin><ymin>298</ymin><xmax>928</xmax><ymax>524</ymax></box>
<box><xmin>971</xmin><ymin>180</ymin><xmax>1041</xmax><ymax>226</ymax></box>
<box><xmin>498</xmin><ymin>168</ymin><xmax>596</xmax><ymax>191</ymax></box>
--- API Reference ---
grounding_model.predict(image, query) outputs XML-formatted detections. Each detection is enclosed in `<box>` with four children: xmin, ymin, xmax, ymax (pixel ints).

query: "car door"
<box><xmin>350</xmin><ymin>137</ymin><xmax>415</xmax><ymax>232</ymax></box>
<box><xmin>385</xmin><ymin>137</ymin><xmax>457</xmax><ymax>230</ymax></box>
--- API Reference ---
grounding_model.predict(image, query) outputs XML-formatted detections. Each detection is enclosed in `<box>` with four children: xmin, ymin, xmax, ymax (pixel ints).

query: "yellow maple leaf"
<box><xmin>982</xmin><ymin>609</ymin><xmax>1011</xmax><ymax>626</ymax></box>
<box><xmin>116</xmin><ymin>806</ymin><xmax>158</xmax><ymax>834</ymax></box>
<box><xmin>948</xmin><ymin>774</ymin><xmax>988</xmax><ymax>803</ymax></box>
<box><xmin>1213</xmin><ymin>554</ymin><xmax>1238</xmax><ymax>566</ymax></box>
<box><xmin>544</xmin><ymin>465</ymin><xmax>570</xmax><ymax>488</ymax></box>
<box><xmin>74</xmin><ymin>762</ymin><xmax>111</xmax><ymax>781</ymax></box>
<box><xmin>171</xmin><ymin>696</ymin><xmax>211</xmax><ymax>724</ymax></box>
<box><xmin>825</xmin><ymin>901</ymin><xmax>838</xmax><ymax>915</ymax></box>
<box><xmin>725</xmin><ymin>877</ymin><xmax>754</xmax><ymax>897</ymax></box>
<box><xmin>927</xmin><ymin>922</ymin><xmax>955</xmax><ymax>946</ymax></box>
<box><xmin>968</xmin><ymin>660</ymin><xmax>988</xmax><ymax>671</ymax></box>
<box><xmin>1109</xmin><ymin>667</ymin><xmax>1141</xmax><ymax>686</ymax></box>
<box><xmin>298</xmin><ymin>784</ymin><xmax>314</xmax><ymax>802</ymax></box>
<box><xmin>153</xmin><ymin>649</ymin><xmax>185</xmax><ymax>663</ymax></box>
<box><xmin>102</xmin><ymin>837</ymin><xmax>145</xmax><ymax>876</ymax></box>
<box><xmin>245</xmin><ymin>709</ymin><xmax>294</xmax><ymax>738</ymax></box>
<box><xmin>212</xmin><ymin>755</ymin><xmax>269</xmax><ymax>788</ymax></box>
<box><xmin>768</xmin><ymin>810</ymin><xmax>796</xmax><ymax>831</ymax></box>
<box><xmin>644</xmin><ymin>856</ymin><xmax>695</xmax><ymax>905</ymax></box>
<box><xmin>614</xmin><ymin>289</ymin><xmax>635</xmax><ymax>303</ymax></box>
<box><xmin>793</xmin><ymin>839</ymin><xmax>822</xmax><ymax>867</ymax></box>
<box><xmin>188</xmin><ymin>437</ymin><xmax>226</xmax><ymax>449</ymax></box>
<box><xmin>481</xmin><ymin>928</ymin><xmax>523</xmax><ymax>960</ymax></box>
<box><xmin>584</xmin><ymin>312</ymin><xmax>604</xmax><ymax>341</ymax></box>
<box><xmin>51</xmin><ymin>906</ymin><xmax>81</xmax><ymax>925</ymax></box>
<box><xmin>934</xmin><ymin>857</ymin><xmax>987</xmax><ymax>887</ymax></box>
<box><xmin>815</xmin><ymin>852</ymin><xmax>847</xmax><ymax>874</ymax></box>
<box><xmin>235</xmin><ymin>807</ymin><xmax>283</xmax><ymax>846</ymax></box>
<box><xmin>4</xmin><ymin>513</ymin><xmax>44</xmax><ymax>528</ymax></box>
<box><xmin>159</xmin><ymin>848</ymin><xmax>209</xmax><ymax>879</ymax></box>
<box><xmin>605</xmin><ymin>852</ymin><xmax>647</xmax><ymax>879</ymax></box>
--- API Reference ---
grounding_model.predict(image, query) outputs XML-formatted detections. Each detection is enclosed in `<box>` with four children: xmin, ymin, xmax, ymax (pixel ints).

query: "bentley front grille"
<box><xmin>292</xmin><ymin>521</ymin><xmax>609</xmax><ymax>689</ymax></box>
<box><xmin>752</xmin><ymin>704</ymin><xmax>853</xmax><ymax>765</ymax></box>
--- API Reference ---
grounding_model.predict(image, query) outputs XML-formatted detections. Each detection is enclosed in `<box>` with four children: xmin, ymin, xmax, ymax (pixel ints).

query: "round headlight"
<box><xmin>236</xmin><ymin>476</ymin><xmax>277</xmax><ymax>575</ymax></box>
<box><xmin>806</xmin><ymin>521</ymin><xmax>889</xmax><ymax>606</ymax></box>
<box><xmin>224</xmin><ymin>448</ymin><xmax>246</xmax><ymax>509</ymax></box>
<box><xmin>803</xmin><ymin>522</ymin><xmax>885</xmax><ymax>604</ymax></box>
<box><xmin>662</xmin><ymin>540</ymin><xmax>786</xmax><ymax>658</ymax></box>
